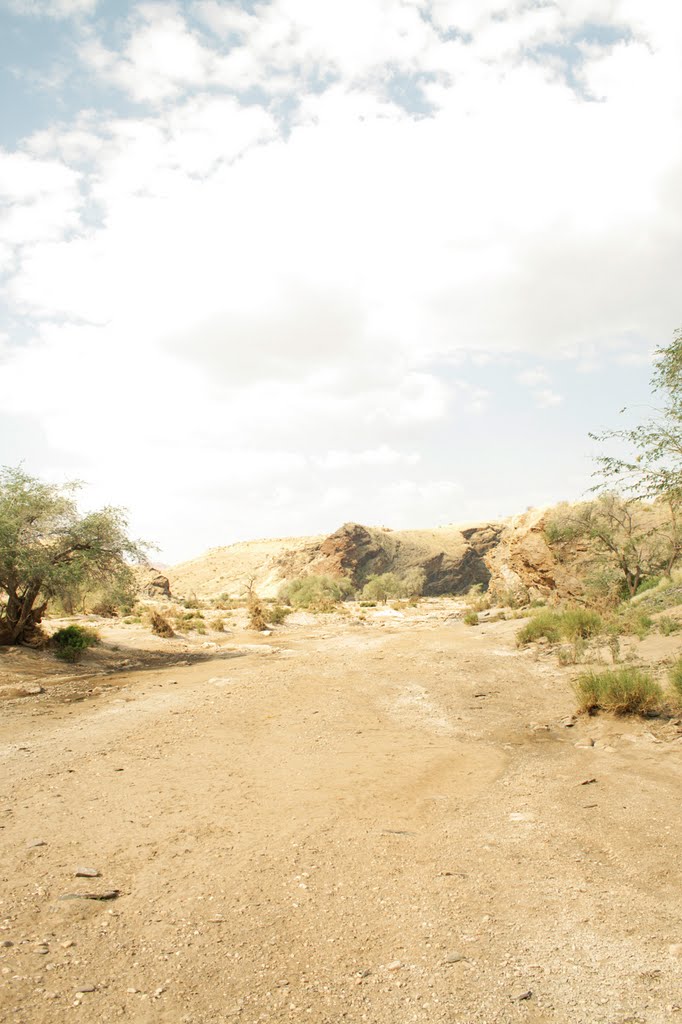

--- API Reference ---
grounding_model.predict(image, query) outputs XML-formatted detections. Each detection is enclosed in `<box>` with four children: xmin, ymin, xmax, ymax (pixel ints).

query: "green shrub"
<box><xmin>544</xmin><ymin>512</ymin><xmax>584</xmax><ymax>545</ymax></box>
<box><xmin>400</xmin><ymin>567</ymin><xmax>427</xmax><ymax>598</ymax></box>
<box><xmin>658</xmin><ymin>615</ymin><xmax>680</xmax><ymax>636</ymax></box>
<box><xmin>279</xmin><ymin>575</ymin><xmax>354</xmax><ymax>611</ymax></box>
<box><xmin>516</xmin><ymin>610</ymin><xmax>562</xmax><ymax>645</ymax></box>
<box><xmin>463</xmin><ymin>610</ymin><xmax>479</xmax><ymax>626</ymax></box>
<box><xmin>574</xmin><ymin>667</ymin><xmax>663</xmax><ymax>716</ymax></box>
<box><xmin>516</xmin><ymin>607</ymin><xmax>602</xmax><ymax>647</ymax></box>
<box><xmin>361</xmin><ymin>573</ymin><xmax>401</xmax><ymax>604</ymax></box>
<box><xmin>560</xmin><ymin>608</ymin><xmax>602</xmax><ymax>640</ymax></box>
<box><xmin>668</xmin><ymin>657</ymin><xmax>682</xmax><ymax>701</ymax></box>
<box><xmin>359</xmin><ymin>600</ymin><xmax>377</xmax><ymax>608</ymax></box>
<box><xmin>210</xmin><ymin>616</ymin><xmax>225</xmax><ymax>632</ymax></box>
<box><xmin>268</xmin><ymin>605</ymin><xmax>293</xmax><ymax>625</ymax></box>
<box><xmin>51</xmin><ymin>625</ymin><xmax>100</xmax><ymax>662</ymax></box>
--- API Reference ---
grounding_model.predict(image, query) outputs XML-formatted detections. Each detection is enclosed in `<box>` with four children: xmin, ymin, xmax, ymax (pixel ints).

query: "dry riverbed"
<box><xmin>1</xmin><ymin>607</ymin><xmax>682</xmax><ymax>1023</ymax></box>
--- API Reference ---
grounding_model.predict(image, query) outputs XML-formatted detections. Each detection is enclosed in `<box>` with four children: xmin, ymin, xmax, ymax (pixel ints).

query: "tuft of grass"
<box><xmin>560</xmin><ymin>608</ymin><xmax>602</xmax><ymax>640</ymax></box>
<box><xmin>268</xmin><ymin>605</ymin><xmax>293</xmax><ymax>625</ymax></box>
<box><xmin>658</xmin><ymin>615</ymin><xmax>680</xmax><ymax>636</ymax></box>
<box><xmin>574</xmin><ymin>667</ymin><xmax>663</xmax><ymax>716</ymax></box>
<box><xmin>516</xmin><ymin>610</ymin><xmax>562</xmax><ymax>645</ymax></box>
<box><xmin>51</xmin><ymin>625</ymin><xmax>100</xmax><ymax>663</ymax></box>
<box><xmin>668</xmin><ymin>657</ymin><xmax>682</xmax><ymax>702</ymax></box>
<box><xmin>463</xmin><ymin>610</ymin><xmax>479</xmax><ymax>626</ymax></box>
<box><xmin>517</xmin><ymin>607</ymin><xmax>602</xmax><ymax>647</ymax></box>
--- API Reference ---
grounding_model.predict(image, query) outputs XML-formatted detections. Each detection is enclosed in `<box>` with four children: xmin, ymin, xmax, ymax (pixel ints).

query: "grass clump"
<box><xmin>559</xmin><ymin>608</ymin><xmax>602</xmax><ymax>640</ymax></box>
<box><xmin>574</xmin><ymin>667</ymin><xmax>663</xmax><ymax>716</ymax></box>
<box><xmin>668</xmin><ymin>657</ymin><xmax>682</xmax><ymax>702</ymax></box>
<box><xmin>516</xmin><ymin>610</ymin><xmax>562</xmax><ymax>645</ymax></box>
<box><xmin>51</xmin><ymin>625</ymin><xmax>100</xmax><ymax>662</ymax></box>
<box><xmin>516</xmin><ymin>607</ymin><xmax>602</xmax><ymax>647</ymax></box>
<box><xmin>658</xmin><ymin>615</ymin><xmax>680</xmax><ymax>636</ymax></box>
<box><xmin>268</xmin><ymin>605</ymin><xmax>292</xmax><ymax>625</ymax></box>
<box><xmin>463</xmin><ymin>610</ymin><xmax>479</xmax><ymax>626</ymax></box>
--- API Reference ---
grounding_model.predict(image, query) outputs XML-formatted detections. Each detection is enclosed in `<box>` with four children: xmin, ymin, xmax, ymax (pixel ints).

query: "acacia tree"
<box><xmin>588</xmin><ymin>328</ymin><xmax>682</xmax><ymax>581</ymax></box>
<box><xmin>0</xmin><ymin>466</ymin><xmax>147</xmax><ymax>645</ymax></box>
<box><xmin>591</xmin><ymin>328</ymin><xmax>682</xmax><ymax>501</ymax></box>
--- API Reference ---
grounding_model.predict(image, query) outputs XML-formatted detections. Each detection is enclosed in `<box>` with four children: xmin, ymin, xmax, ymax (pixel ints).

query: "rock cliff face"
<box><xmin>307</xmin><ymin>522</ymin><xmax>496</xmax><ymax>595</ymax></box>
<box><xmin>484</xmin><ymin>510</ymin><xmax>583</xmax><ymax>603</ymax></box>
<box><xmin>138</xmin><ymin>569</ymin><xmax>172</xmax><ymax>600</ymax></box>
<box><xmin>167</xmin><ymin>508</ymin><xmax>591</xmax><ymax>602</ymax></box>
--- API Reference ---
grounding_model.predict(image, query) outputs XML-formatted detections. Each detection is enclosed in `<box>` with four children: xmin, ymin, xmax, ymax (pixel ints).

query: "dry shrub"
<box><xmin>248</xmin><ymin>597</ymin><xmax>268</xmax><ymax>631</ymax></box>
<box><xmin>574</xmin><ymin>667</ymin><xmax>662</xmax><ymax>716</ymax></box>
<box><xmin>150</xmin><ymin>611</ymin><xmax>174</xmax><ymax>638</ymax></box>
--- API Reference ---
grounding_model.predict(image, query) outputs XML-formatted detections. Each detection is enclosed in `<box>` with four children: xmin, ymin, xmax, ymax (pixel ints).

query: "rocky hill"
<box><xmin>168</xmin><ymin>520</ymin><xmax>508</xmax><ymax>600</ymax></box>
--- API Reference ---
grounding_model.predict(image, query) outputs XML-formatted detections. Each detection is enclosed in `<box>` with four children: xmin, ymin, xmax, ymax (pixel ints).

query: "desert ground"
<box><xmin>1</xmin><ymin>602</ymin><xmax>682</xmax><ymax>1024</ymax></box>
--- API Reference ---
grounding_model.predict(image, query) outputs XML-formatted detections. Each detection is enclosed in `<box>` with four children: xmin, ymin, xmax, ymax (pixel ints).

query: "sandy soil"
<box><xmin>1</xmin><ymin>607</ymin><xmax>682</xmax><ymax>1024</ymax></box>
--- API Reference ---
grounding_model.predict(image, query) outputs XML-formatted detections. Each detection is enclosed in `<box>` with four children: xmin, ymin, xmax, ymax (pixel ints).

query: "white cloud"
<box><xmin>518</xmin><ymin>369</ymin><xmax>549</xmax><ymax>388</ymax></box>
<box><xmin>5</xmin><ymin>0</ymin><xmax>96</xmax><ymax>17</ymax></box>
<box><xmin>535</xmin><ymin>388</ymin><xmax>563</xmax><ymax>408</ymax></box>
<box><xmin>1</xmin><ymin>0</ymin><xmax>681</xmax><ymax>557</ymax></box>
<box><xmin>315</xmin><ymin>445</ymin><xmax>421</xmax><ymax>470</ymax></box>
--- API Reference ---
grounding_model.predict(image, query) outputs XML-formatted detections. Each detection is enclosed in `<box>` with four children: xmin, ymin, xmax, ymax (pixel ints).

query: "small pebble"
<box><xmin>1</xmin><ymin>940</ymin><xmax>13</xmax><ymax>948</ymax></box>
<box><xmin>61</xmin><ymin>940</ymin><xmax>75</xmax><ymax>949</ymax></box>
<box><xmin>575</xmin><ymin>739</ymin><xmax>595</xmax><ymax>748</ymax></box>
<box><xmin>444</xmin><ymin>953</ymin><xmax>466</xmax><ymax>964</ymax></box>
<box><xmin>75</xmin><ymin>868</ymin><xmax>100</xmax><ymax>878</ymax></box>
<box><xmin>385</xmin><ymin>960</ymin><xmax>402</xmax><ymax>971</ymax></box>
<box><xmin>27</xmin><ymin>840</ymin><xmax>47</xmax><ymax>848</ymax></box>
<box><xmin>669</xmin><ymin>944</ymin><xmax>682</xmax><ymax>959</ymax></box>
<box><xmin>75</xmin><ymin>984</ymin><xmax>96</xmax><ymax>993</ymax></box>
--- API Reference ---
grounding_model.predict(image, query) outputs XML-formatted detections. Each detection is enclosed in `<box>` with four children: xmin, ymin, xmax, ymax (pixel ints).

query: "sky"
<box><xmin>0</xmin><ymin>0</ymin><xmax>680</xmax><ymax>563</ymax></box>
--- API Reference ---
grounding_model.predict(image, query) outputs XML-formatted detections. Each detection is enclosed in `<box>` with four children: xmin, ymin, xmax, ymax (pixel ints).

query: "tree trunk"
<box><xmin>0</xmin><ymin>588</ymin><xmax>48</xmax><ymax>646</ymax></box>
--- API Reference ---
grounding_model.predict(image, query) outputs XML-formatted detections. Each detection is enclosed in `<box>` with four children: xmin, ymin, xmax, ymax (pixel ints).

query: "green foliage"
<box><xmin>400</xmin><ymin>567</ymin><xmax>427</xmax><ymax>597</ymax></box>
<box><xmin>463</xmin><ymin>610</ymin><xmax>479</xmax><ymax>626</ymax></box>
<box><xmin>516</xmin><ymin>607</ymin><xmax>602</xmax><ymax>647</ymax></box>
<box><xmin>668</xmin><ymin>657</ymin><xmax>682</xmax><ymax>701</ymax></box>
<box><xmin>574</xmin><ymin>667</ymin><xmax>663</xmax><ymax>716</ymax></box>
<box><xmin>279</xmin><ymin>575</ymin><xmax>354</xmax><ymax>611</ymax></box>
<box><xmin>658</xmin><ymin>614</ymin><xmax>680</xmax><ymax>635</ymax></box>
<box><xmin>361</xmin><ymin>573</ymin><xmax>401</xmax><ymax>604</ymax></box>
<box><xmin>559</xmin><ymin>608</ymin><xmax>602</xmax><ymax>640</ymax></box>
<box><xmin>51</xmin><ymin>624</ymin><xmax>100</xmax><ymax>662</ymax></box>
<box><xmin>268</xmin><ymin>605</ymin><xmax>293</xmax><ymax>625</ymax></box>
<box><xmin>591</xmin><ymin>328</ymin><xmax>682</xmax><ymax>504</ymax></box>
<box><xmin>359</xmin><ymin>600</ymin><xmax>377</xmax><ymax>608</ymax></box>
<box><xmin>516</xmin><ymin>610</ymin><xmax>562</xmax><ymax>645</ymax></box>
<box><xmin>0</xmin><ymin>466</ymin><xmax>147</xmax><ymax>645</ymax></box>
<box><xmin>544</xmin><ymin>508</ymin><xmax>584</xmax><ymax>545</ymax></box>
